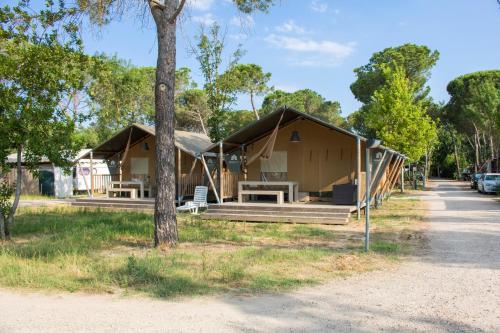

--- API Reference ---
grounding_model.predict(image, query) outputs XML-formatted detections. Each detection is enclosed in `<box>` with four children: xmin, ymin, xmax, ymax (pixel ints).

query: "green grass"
<box><xmin>0</xmin><ymin>196</ymin><xmax>425</xmax><ymax>298</ymax></box>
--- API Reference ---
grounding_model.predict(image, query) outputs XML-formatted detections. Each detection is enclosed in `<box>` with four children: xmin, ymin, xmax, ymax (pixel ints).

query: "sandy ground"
<box><xmin>1</xmin><ymin>180</ymin><xmax>499</xmax><ymax>333</ymax></box>
<box><xmin>18</xmin><ymin>199</ymin><xmax>71</xmax><ymax>207</ymax></box>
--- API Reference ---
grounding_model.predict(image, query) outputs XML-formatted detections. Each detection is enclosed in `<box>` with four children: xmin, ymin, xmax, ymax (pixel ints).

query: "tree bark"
<box><xmin>150</xmin><ymin>1</ymin><xmax>182</xmax><ymax>247</ymax></box>
<box><xmin>250</xmin><ymin>91</ymin><xmax>259</xmax><ymax>120</ymax></box>
<box><xmin>473</xmin><ymin>123</ymin><xmax>480</xmax><ymax>172</ymax></box>
<box><xmin>197</xmin><ymin>110</ymin><xmax>208</xmax><ymax>136</ymax></box>
<box><xmin>453</xmin><ymin>141</ymin><xmax>461</xmax><ymax>180</ymax></box>
<box><xmin>4</xmin><ymin>146</ymin><xmax>23</xmax><ymax>240</ymax></box>
<box><xmin>489</xmin><ymin>135</ymin><xmax>495</xmax><ymax>161</ymax></box>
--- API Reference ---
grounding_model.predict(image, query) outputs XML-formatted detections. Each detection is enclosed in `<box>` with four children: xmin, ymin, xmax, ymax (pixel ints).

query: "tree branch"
<box><xmin>168</xmin><ymin>0</ymin><xmax>187</xmax><ymax>23</ymax></box>
<box><xmin>149</xmin><ymin>0</ymin><xmax>166</xmax><ymax>10</ymax></box>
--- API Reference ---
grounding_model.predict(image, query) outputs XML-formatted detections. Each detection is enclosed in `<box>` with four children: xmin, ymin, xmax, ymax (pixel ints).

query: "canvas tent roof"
<box><xmin>83</xmin><ymin>124</ymin><xmax>212</xmax><ymax>159</ymax></box>
<box><xmin>206</xmin><ymin>107</ymin><xmax>404</xmax><ymax>157</ymax></box>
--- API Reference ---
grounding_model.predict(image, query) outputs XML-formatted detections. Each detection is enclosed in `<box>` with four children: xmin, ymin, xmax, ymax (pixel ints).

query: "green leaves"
<box><xmin>261</xmin><ymin>89</ymin><xmax>344</xmax><ymax>126</ymax></box>
<box><xmin>446</xmin><ymin>70</ymin><xmax>500</xmax><ymax>134</ymax></box>
<box><xmin>88</xmin><ymin>55</ymin><xmax>156</xmax><ymax>140</ymax></box>
<box><xmin>364</xmin><ymin>65</ymin><xmax>437</xmax><ymax>161</ymax></box>
<box><xmin>350</xmin><ymin>44</ymin><xmax>439</xmax><ymax>104</ymax></box>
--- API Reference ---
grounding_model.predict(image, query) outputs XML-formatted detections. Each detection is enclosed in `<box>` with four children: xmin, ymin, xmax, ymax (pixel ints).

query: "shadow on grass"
<box><xmin>0</xmin><ymin>203</ymin><xmax>428</xmax><ymax>298</ymax></box>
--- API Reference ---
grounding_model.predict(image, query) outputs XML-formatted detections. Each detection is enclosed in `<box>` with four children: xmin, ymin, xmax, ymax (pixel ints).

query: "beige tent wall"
<box><xmin>121</xmin><ymin>134</ymin><xmax>202</xmax><ymax>184</ymax></box>
<box><xmin>122</xmin><ymin>135</ymin><xmax>156</xmax><ymax>182</ymax></box>
<box><xmin>246</xmin><ymin>119</ymin><xmax>366</xmax><ymax>194</ymax></box>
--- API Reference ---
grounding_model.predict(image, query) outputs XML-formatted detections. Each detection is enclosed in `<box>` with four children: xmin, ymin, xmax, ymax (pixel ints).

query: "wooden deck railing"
<box><xmin>92</xmin><ymin>174</ymin><xmax>120</xmax><ymax>193</ymax></box>
<box><xmin>179</xmin><ymin>173</ymin><xmax>203</xmax><ymax>197</ymax></box>
<box><xmin>222</xmin><ymin>171</ymin><xmax>240</xmax><ymax>199</ymax></box>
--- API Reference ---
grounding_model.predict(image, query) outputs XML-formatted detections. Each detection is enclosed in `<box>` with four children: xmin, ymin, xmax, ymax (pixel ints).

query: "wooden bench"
<box><xmin>238</xmin><ymin>190</ymin><xmax>284</xmax><ymax>204</ymax></box>
<box><xmin>107</xmin><ymin>188</ymin><xmax>138</xmax><ymax>199</ymax></box>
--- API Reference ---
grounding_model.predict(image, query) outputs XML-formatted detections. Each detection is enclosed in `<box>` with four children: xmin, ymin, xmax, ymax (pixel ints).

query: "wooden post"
<box><xmin>384</xmin><ymin>157</ymin><xmax>404</xmax><ymax>197</ymax></box>
<box><xmin>241</xmin><ymin>144</ymin><xmax>248</xmax><ymax>181</ymax></box>
<box><xmin>201</xmin><ymin>153</ymin><xmax>220</xmax><ymax>203</ymax></box>
<box><xmin>176</xmin><ymin>147</ymin><xmax>181</xmax><ymax>206</ymax></box>
<box><xmin>379</xmin><ymin>156</ymin><xmax>398</xmax><ymax>198</ymax></box>
<box><xmin>219</xmin><ymin>141</ymin><xmax>224</xmax><ymax>202</ymax></box>
<box><xmin>90</xmin><ymin>150</ymin><xmax>94</xmax><ymax>198</ymax></box>
<box><xmin>401</xmin><ymin>164</ymin><xmax>405</xmax><ymax>193</ymax></box>
<box><xmin>119</xmin><ymin>152</ymin><xmax>123</xmax><ymax>183</ymax></box>
<box><xmin>356</xmin><ymin>137</ymin><xmax>361</xmax><ymax>220</ymax></box>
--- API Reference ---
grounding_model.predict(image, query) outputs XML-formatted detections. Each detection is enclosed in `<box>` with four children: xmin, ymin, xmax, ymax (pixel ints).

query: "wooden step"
<box><xmin>206</xmin><ymin>208</ymin><xmax>349</xmax><ymax>218</ymax></box>
<box><xmin>74</xmin><ymin>198</ymin><xmax>154</xmax><ymax>205</ymax></box>
<box><xmin>209</xmin><ymin>203</ymin><xmax>354</xmax><ymax>214</ymax></box>
<box><xmin>71</xmin><ymin>202</ymin><xmax>154</xmax><ymax>210</ymax></box>
<box><xmin>201</xmin><ymin>212</ymin><xmax>348</xmax><ymax>225</ymax></box>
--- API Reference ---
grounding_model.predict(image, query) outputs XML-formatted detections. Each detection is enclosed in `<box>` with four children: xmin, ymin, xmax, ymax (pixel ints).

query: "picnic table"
<box><xmin>108</xmin><ymin>181</ymin><xmax>148</xmax><ymax>199</ymax></box>
<box><xmin>238</xmin><ymin>181</ymin><xmax>299</xmax><ymax>203</ymax></box>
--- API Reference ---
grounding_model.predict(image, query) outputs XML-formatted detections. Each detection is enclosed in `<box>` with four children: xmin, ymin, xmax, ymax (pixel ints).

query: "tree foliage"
<box><xmin>221</xmin><ymin>63</ymin><xmax>272</xmax><ymax>119</ymax></box>
<box><xmin>350</xmin><ymin>44</ymin><xmax>439</xmax><ymax>104</ymax></box>
<box><xmin>193</xmin><ymin>23</ymin><xmax>243</xmax><ymax>141</ymax></box>
<box><xmin>88</xmin><ymin>55</ymin><xmax>156</xmax><ymax>140</ymax></box>
<box><xmin>364</xmin><ymin>65</ymin><xmax>438</xmax><ymax>161</ymax></box>
<box><xmin>444</xmin><ymin>70</ymin><xmax>500</xmax><ymax>168</ymax></box>
<box><xmin>261</xmin><ymin>89</ymin><xmax>344</xmax><ymax>125</ymax></box>
<box><xmin>0</xmin><ymin>1</ymin><xmax>89</xmax><ymax>239</ymax></box>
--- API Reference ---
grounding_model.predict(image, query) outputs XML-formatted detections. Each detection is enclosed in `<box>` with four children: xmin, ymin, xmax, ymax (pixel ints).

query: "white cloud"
<box><xmin>229</xmin><ymin>33</ymin><xmax>248</xmax><ymax>41</ymax></box>
<box><xmin>265</xmin><ymin>34</ymin><xmax>355</xmax><ymax>67</ymax></box>
<box><xmin>274</xmin><ymin>84</ymin><xmax>299</xmax><ymax>93</ymax></box>
<box><xmin>188</xmin><ymin>0</ymin><xmax>214</xmax><ymax>11</ymax></box>
<box><xmin>192</xmin><ymin>13</ymin><xmax>216</xmax><ymax>25</ymax></box>
<box><xmin>333</xmin><ymin>9</ymin><xmax>340</xmax><ymax>15</ymax></box>
<box><xmin>230</xmin><ymin>15</ymin><xmax>255</xmax><ymax>28</ymax></box>
<box><xmin>310</xmin><ymin>0</ymin><xmax>328</xmax><ymax>13</ymax></box>
<box><xmin>275</xmin><ymin>20</ymin><xmax>306</xmax><ymax>34</ymax></box>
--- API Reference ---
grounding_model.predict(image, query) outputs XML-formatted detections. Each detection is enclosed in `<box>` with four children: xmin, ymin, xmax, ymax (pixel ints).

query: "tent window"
<box><xmin>131</xmin><ymin>157</ymin><xmax>149</xmax><ymax>176</ymax></box>
<box><xmin>260</xmin><ymin>151</ymin><xmax>287</xmax><ymax>181</ymax></box>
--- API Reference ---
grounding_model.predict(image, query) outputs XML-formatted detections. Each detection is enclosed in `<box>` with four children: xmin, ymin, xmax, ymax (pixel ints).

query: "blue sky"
<box><xmin>13</xmin><ymin>0</ymin><xmax>500</xmax><ymax>115</ymax></box>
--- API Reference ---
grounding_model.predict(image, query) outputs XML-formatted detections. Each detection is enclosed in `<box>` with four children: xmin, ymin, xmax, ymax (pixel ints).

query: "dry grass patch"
<box><xmin>0</xmin><ymin>194</ymin><xmax>425</xmax><ymax>298</ymax></box>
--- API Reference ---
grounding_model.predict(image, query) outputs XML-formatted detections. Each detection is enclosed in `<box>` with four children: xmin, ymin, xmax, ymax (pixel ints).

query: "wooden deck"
<box><xmin>72</xmin><ymin>198</ymin><xmax>357</xmax><ymax>225</ymax></box>
<box><xmin>72</xmin><ymin>197</ymin><xmax>155</xmax><ymax>211</ymax></box>
<box><xmin>201</xmin><ymin>202</ymin><xmax>356</xmax><ymax>225</ymax></box>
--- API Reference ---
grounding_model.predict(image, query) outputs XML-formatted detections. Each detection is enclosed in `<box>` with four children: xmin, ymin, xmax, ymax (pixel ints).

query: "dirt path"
<box><xmin>1</xmin><ymin>180</ymin><xmax>499</xmax><ymax>332</ymax></box>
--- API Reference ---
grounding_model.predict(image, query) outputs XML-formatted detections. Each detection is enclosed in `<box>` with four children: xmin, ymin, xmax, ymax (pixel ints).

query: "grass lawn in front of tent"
<box><xmin>0</xmin><ymin>193</ymin><xmax>425</xmax><ymax>298</ymax></box>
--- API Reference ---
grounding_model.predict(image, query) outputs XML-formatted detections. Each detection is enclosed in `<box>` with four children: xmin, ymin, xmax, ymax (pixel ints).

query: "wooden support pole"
<box><xmin>219</xmin><ymin>141</ymin><xmax>224</xmax><ymax>202</ymax></box>
<box><xmin>356</xmin><ymin>137</ymin><xmax>362</xmax><ymax>220</ymax></box>
<box><xmin>242</xmin><ymin>144</ymin><xmax>248</xmax><ymax>181</ymax></box>
<box><xmin>201</xmin><ymin>154</ymin><xmax>220</xmax><ymax>204</ymax></box>
<box><xmin>380</xmin><ymin>156</ymin><xmax>399</xmax><ymax>197</ymax></box>
<box><xmin>384</xmin><ymin>157</ymin><xmax>404</xmax><ymax>197</ymax></box>
<box><xmin>79</xmin><ymin>161</ymin><xmax>91</xmax><ymax>197</ymax></box>
<box><xmin>387</xmin><ymin>158</ymin><xmax>405</xmax><ymax>194</ymax></box>
<box><xmin>90</xmin><ymin>150</ymin><xmax>94</xmax><ymax>198</ymax></box>
<box><xmin>401</xmin><ymin>164</ymin><xmax>405</xmax><ymax>193</ymax></box>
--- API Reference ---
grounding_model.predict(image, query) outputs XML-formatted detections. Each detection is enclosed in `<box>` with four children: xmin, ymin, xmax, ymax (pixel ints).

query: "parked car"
<box><xmin>477</xmin><ymin>173</ymin><xmax>500</xmax><ymax>193</ymax></box>
<box><xmin>471</xmin><ymin>173</ymin><xmax>483</xmax><ymax>189</ymax></box>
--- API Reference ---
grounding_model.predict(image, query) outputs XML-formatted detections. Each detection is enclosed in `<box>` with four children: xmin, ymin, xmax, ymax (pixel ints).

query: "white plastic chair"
<box><xmin>176</xmin><ymin>186</ymin><xmax>208</xmax><ymax>214</ymax></box>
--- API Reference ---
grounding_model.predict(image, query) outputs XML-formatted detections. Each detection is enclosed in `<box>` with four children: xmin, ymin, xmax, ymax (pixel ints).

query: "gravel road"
<box><xmin>1</xmin><ymin>180</ymin><xmax>499</xmax><ymax>333</ymax></box>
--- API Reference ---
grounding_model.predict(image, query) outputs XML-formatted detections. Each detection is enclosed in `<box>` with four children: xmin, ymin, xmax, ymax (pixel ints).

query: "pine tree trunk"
<box><xmin>197</xmin><ymin>111</ymin><xmax>208</xmax><ymax>136</ymax></box>
<box><xmin>473</xmin><ymin>124</ymin><xmax>480</xmax><ymax>172</ymax></box>
<box><xmin>150</xmin><ymin>2</ymin><xmax>179</xmax><ymax>247</ymax></box>
<box><xmin>454</xmin><ymin>143</ymin><xmax>461</xmax><ymax>180</ymax></box>
<box><xmin>489</xmin><ymin>135</ymin><xmax>495</xmax><ymax>161</ymax></box>
<box><xmin>250</xmin><ymin>91</ymin><xmax>259</xmax><ymax>120</ymax></box>
<box><xmin>4</xmin><ymin>146</ymin><xmax>23</xmax><ymax>240</ymax></box>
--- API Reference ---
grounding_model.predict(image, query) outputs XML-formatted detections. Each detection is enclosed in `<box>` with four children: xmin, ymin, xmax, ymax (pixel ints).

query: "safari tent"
<box><xmin>79</xmin><ymin>123</ymin><xmax>212</xmax><ymax>200</ymax></box>
<box><xmin>200</xmin><ymin>107</ymin><xmax>406</xmax><ymax>223</ymax></box>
